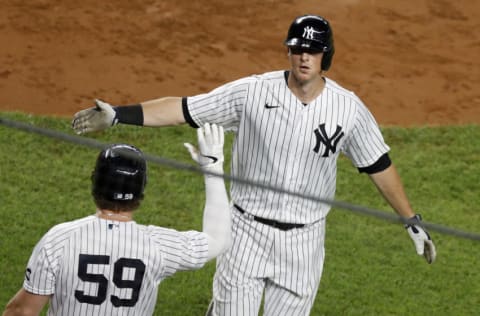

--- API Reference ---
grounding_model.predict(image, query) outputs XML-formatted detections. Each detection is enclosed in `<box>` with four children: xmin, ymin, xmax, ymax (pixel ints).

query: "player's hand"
<box><xmin>72</xmin><ymin>99</ymin><xmax>117</xmax><ymax>134</ymax></box>
<box><xmin>405</xmin><ymin>214</ymin><xmax>436</xmax><ymax>264</ymax></box>
<box><xmin>184</xmin><ymin>123</ymin><xmax>224</xmax><ymax>174</ymax></box>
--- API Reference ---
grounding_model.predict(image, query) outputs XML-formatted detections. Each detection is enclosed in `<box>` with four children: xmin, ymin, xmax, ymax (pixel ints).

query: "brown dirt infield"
<box><xmin>1</xmin><ymin>0</ymin><xmax>479</xmax><ymax>126</ymax></box>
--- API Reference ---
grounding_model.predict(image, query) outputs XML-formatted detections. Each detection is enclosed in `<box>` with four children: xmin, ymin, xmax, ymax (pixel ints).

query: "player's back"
<box><xmin>24</xmin><ymin>215</ymin><xmax>209</xmax><ymax>316</ymax></box>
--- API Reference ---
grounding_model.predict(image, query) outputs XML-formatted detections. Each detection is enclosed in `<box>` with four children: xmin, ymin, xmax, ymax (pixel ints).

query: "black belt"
<box><xmin>233</xmin><ymin>204</ymin><xmax>305</xmax><ymax>231</ymax></box>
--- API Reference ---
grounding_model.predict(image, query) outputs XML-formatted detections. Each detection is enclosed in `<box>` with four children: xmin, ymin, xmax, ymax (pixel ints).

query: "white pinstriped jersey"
<box><xmin>23</xmin><ymin>215</ymin><xmax>209</xmax><ymax>316</ymax></box>
<box><xmin>186</xmin><ymin>70</ymin><xmax>390</xmax><ymax>224</ymax></box>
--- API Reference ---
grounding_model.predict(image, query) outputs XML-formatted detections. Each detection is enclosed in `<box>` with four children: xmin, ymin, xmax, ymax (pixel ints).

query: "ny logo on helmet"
<box><xmin>303</xmin><ymin>26</ymin><xmax>321</xmax><ymax>40</ymax></box>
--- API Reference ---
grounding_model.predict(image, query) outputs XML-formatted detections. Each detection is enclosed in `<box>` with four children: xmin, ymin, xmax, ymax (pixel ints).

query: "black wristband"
<box><xmin>113</xmin><ymin>104</ymin><xmax>144</xmax><ymax>126</ymax></box>
<box><xmin>404</xmin><ymin>214</ymin><xmax>422</xmax><ymax>228</ymax></box>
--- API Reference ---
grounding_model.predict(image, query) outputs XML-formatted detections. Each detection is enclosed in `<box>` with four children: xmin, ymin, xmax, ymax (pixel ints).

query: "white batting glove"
<box><xmin>72</xmin><ymin>99</ymin><xmax>117</xmax><ymax>134</ymax></box>
<box><xmin>184</xmin><ymin>123</ymin><xmax>224</xmax><ymax>175</ymax></box>
<box><xmin>405</xmin><ymin>214</ymin><xmax>436</xmax><ymax>264</ymax></box>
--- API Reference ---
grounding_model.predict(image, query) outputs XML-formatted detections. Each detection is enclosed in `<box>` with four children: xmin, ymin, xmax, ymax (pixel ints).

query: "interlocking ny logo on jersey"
<box><xmin>303</xmin><ymin>26</ymin><xmax>321</xmax><ymax>40</ymax></box>
<box><xmin>313</xmin><ymin>124</ymin><xmax>344</xmax><ymax>157</ymax></box>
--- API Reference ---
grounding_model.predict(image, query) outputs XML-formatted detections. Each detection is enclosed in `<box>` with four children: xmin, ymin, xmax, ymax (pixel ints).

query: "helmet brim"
<box><xmin>284</xmin><ymin>38</ymin><xmax>327</xmax><ymax>52</ymax></box>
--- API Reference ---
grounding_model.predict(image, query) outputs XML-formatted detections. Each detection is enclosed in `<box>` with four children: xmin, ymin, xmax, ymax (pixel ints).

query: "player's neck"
<box><xmin>288</xmin><ymin>73</ymin><xmax>326</xmax><ymax>104</ymax></box>
<box><xmin>96</xmin><ymin>209</ymin><xmax>133</xmax><ymax>222</ymax></box>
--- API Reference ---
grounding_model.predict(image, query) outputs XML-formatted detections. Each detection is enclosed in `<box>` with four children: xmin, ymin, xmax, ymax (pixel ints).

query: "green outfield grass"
<box><xmin>1</xmin><ymin>112</ymin><xmax>479</xmax><ymax>315</ymax></box>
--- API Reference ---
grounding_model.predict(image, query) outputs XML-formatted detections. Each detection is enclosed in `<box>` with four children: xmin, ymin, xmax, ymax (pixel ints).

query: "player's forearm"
<box><xmin>368</xmin><ymin>164</ymin><xmax>415</xmax><ymax>218</ymax></box>
<box><xmin>141</xmin><ymin>97</ymin><xmax>186</xmax><ymax>126</ymax></box>
<box><xmin>2</xmin><ymin>289</ymin><xmax>49</xmax><ymax>316</ymax></box>
<box><xmin>202</xmin><ymin>173</ymin><xmax>231</xmax><ymax>260</ymax></box>
<box><xmin>2</xmin><ymin>306</ymin><xmax>37</xmax><ymax>316</ymax></box>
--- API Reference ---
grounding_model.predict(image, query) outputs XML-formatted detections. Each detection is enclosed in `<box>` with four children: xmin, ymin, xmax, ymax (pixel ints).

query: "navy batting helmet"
<box><xmin>284</xmin><ymin>14</ymin><xmax>335</xmax><ymax>71</ymax></box>
<box><xmin>92</xmin><ymin>144</ymin><xmax>147</xmax><ymax>202</ymax></box>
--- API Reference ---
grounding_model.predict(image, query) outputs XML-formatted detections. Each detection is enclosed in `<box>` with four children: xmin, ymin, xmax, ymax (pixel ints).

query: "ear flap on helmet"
<box><xmin>321</xmin><ymin>46</ymin><xmax>335</xmax><ymax>71</ymax></box>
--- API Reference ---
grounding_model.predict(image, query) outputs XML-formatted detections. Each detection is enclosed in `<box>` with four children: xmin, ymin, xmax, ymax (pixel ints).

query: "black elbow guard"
<box><xmin>358</xmin><ymin>153</ymin><xmax>391</xmax><ymax>174</ymax></box>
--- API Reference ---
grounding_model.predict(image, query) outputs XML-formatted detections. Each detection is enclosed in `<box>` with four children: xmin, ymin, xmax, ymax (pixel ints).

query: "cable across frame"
<box><xmin>1</xmin><ymin>116</ymin><xmax>479</xmax><ymax>242</ymax></box>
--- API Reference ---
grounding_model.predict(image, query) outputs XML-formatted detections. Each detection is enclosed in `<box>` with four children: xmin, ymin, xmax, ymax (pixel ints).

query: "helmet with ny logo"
<box><xmin>284</xmin><ymin>14</ymin><xmax>335</xmax><ymax>71</ymax></box>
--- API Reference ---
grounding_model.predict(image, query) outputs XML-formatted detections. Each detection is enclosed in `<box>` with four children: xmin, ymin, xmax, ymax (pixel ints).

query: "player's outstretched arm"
<box><xmin>72</xmin><ymin>97</ymin><xmax>185</xmax><ymax>134</ymax></box>
<box><xmin>184</xmin><ymin>123</ymin><xmax>231</xmax><ymax>260</ymax></box>
<box><xmin>369</xmin><ymin>164</ymin><xmax>436</xmax><ymax>264</ymax></box>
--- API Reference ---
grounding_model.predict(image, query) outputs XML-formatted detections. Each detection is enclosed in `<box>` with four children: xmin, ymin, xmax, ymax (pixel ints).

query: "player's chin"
<box><xmin>293</xmin><ymin>69</ymin><xmax>314</xmax><ymax>82</ymax></box>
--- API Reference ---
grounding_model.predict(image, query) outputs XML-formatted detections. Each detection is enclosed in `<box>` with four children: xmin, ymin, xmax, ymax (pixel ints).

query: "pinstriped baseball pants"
<box><xmin>209</xmin><ymin>205</ymin><xmax>326</xmax><ymax>316</ymax></box>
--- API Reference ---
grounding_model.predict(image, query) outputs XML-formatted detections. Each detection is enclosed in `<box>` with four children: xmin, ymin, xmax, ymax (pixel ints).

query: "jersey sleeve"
<box><xmin>184</xmin><ymin>78</ymin><xmax>250</xmax><ymax>131</ymax></box>
<box><xmin>342</xmin><ymin>100</ymin><xmax>390</xmax><ymax>168</ymax></box>
<box><xmin>23</xmin><ymin>234</ymin><xmax>57</xmax><ymax>295</ymax></box>
<box><xmin>148</xmin><ymin>226</ymin><xmax>209</xmax><ymax>278</ymax></box>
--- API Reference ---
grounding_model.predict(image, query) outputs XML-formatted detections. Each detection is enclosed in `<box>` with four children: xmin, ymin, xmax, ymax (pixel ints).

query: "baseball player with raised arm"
<box><xmin>3</xmin><ymin>123</ymin><xmax>230</xmax><ymax>316</ymax></box>
<box><xmin>72</xmin><ymin>14</ymin><xmax>436</xmax><ymax>316</ymax></box>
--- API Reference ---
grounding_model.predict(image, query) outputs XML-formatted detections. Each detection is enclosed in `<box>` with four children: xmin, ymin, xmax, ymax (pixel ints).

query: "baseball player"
<box><xmin>3</xmin><ymin>123</ymin><xmax>230</xmax><ymax>316</ymax></box>
<box><xmin>71</xmin><ymin>14</ymin><xmax>436</xmax><ymax>316</ymax></box>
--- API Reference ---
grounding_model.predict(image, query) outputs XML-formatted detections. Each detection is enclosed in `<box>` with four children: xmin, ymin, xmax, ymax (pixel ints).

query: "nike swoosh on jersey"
<box><xmin>264</xmin><ymin>103</ymin><xmax>280</xmax><ymax>109</ymax></box>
